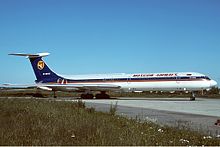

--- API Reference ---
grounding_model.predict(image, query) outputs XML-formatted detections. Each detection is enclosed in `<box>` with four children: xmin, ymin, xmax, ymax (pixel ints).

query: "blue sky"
<box><xmin>0</xmin><ymin>0</ymin><xmax>220</xmax><ymax>84</ymax></box>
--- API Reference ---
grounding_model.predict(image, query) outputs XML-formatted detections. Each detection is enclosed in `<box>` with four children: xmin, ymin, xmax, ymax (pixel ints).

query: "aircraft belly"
<box><xmin>122</xmin><ymin>81</ymin><xmax>210</xmax><ymax>91</ymax></box>
<box><xmin>176</xmin><ymin>81</ymin><xmax>210</xmax><ymax>90</ymax></box>
<box><xmin>126</xmin><ymin>81</ymin><xmax>178</xmax><ymax>91</ymax></box>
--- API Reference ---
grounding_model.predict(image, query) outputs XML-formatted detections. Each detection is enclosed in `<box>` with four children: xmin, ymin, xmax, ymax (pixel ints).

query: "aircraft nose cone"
<box><xmin>210</xmin><ymin>80</ymin><xmax>218</xmax><ymax>87</ymax></box>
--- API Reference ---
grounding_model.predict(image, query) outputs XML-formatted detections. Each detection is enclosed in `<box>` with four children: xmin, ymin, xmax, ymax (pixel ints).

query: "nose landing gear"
<box><xmin>190</xmin><ymin>92</ymin><xmax>195</xmax><ymax>101</ymax></box>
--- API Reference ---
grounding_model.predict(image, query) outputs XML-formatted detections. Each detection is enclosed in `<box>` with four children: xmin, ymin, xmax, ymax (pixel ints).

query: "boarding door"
<box><xmin>127</xmin><ymin>76</ymin><xmax>131</xmax><ymax>92</ymax></box>
<box><xmin>176</xmin><ymin>76</ymin><xmax>181</xmax><ymax>90</ymax></box>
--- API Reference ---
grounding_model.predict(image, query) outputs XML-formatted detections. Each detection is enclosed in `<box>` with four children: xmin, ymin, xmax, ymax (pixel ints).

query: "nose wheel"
<box><xmin>190</xmin><ymin>92</ymin><xmax>195</xmax><ymax>101</ymax></box>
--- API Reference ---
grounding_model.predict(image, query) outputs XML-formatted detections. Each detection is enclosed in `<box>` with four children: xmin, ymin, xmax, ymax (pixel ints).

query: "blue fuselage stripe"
<box><xmin>61</xmin><ymin>76</ymin><xmax>209</xmax><ymax>83</ymax></box>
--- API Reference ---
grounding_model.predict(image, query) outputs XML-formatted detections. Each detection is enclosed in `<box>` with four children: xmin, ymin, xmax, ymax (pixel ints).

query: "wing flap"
<box><xmin>45</xmin><ymin>84</ymin><xmax>121</xmax><ymax>91</ymax></box>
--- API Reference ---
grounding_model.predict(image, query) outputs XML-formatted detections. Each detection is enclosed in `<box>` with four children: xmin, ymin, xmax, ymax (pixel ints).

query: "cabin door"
<box><xmin>127</xmin><ymin>76</ymin><xmax>131</xmax><ymax>91</ymax></box>
<box><xmin>176</xmin><ymin>76</ymin><xmax>181</xmax><ymax>90</ymax></box>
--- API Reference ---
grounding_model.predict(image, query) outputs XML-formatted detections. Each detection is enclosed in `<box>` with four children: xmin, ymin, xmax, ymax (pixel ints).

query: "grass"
<box><xmin>0</xmin><ymin>98</ymin><xmax>220</xmax><ymax>146</ymax></box>
<box><xmin>109</xmin><ymin>102</ymin><xmax>118</xmax><ymax>115</ymax></box>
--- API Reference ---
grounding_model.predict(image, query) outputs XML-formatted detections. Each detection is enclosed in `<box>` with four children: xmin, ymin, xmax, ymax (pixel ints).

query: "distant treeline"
<box><xmin>0</xmin><ymin>87</ymin><xmax>219</xmax><ymax>98</ymax></box>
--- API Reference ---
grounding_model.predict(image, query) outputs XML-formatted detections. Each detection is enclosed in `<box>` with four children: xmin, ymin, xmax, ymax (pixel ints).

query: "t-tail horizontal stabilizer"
<box><xmin>9</xmin><ymin>53</ymin><xmax>50</xmax><ymax>58</ymax></box>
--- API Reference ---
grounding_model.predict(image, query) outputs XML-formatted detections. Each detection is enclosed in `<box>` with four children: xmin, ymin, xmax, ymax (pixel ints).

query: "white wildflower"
<box><xmin>71</xmin><ymin>134</ymin><xmax>75</xmax><ymax>138</ymax></box>
<box><xmin>179</xmin><ymin>139</ymin><xmax>189</xmax><ymax>143</ymax></box>
<box><xmin>203</xmin><ymin>136</ymin><xmax>212</xmax><ymax>139</ymax></box>
<box><xmin>145</xmin><ymin>116</ymin><xmax>157</xmax><ymax>123</ymax></box>
<box><xmin>158</xmin><ymin>128</ymin><xmax>164</xmax><ymax>133</ymax></box>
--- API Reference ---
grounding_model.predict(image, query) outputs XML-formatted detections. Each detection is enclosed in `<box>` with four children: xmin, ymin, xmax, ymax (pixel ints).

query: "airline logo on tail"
<box><xmin>37</xmin><ymin>60</ymin><xmax>45</xmax><ymax>70</ymax></box>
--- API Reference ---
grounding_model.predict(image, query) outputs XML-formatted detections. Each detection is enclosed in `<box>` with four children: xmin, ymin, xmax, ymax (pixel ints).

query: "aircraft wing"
<box><xmin>0</xmin><ymin>84</ymin><xmax>36</xmax><ymax>89</ymax></box>
<box><xmin>1</xmin><ymin>83</ymin><xmax>121</xmax><ymax>92</ymax></box>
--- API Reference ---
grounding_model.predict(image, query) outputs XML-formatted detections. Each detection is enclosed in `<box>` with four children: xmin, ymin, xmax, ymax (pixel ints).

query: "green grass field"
<box><xmin>0</xmin><ymin>98</ymin><xmax>219</xmax><ymax>146</ymax></box>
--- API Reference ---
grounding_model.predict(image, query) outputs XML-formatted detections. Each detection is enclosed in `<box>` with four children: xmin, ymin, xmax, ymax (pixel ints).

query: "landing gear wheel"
<box><xmin>190</xmin><ymin>92</ymin><xmax>196</xmax><ymax>101</ymax></box>
<box><xmin>53</xmin><ymin>91</ymin><xmax>57</xmax><ymax>98</ymax></box>
<box><xmin>81</xmin><ymin>94</ymin><xmax>94</xmax><ymax>99</ymax></box>
<box><xmin>81</xmin><ymin>94</ymin><xmax>86</xmax><ymax>99</ymax></box>
<box><xmin>95</xmin><ymin>91</ymin><xmax>110</xmax><ymax>99</ymax></box>
<box><xmin>86</xmin><ymin>94</ymin><xmax>94</xmax><ymax>99</ymax></box>
<box><xmin>190</xmin><ymin>96</ymin><xmax>195</xmax><ymax>101</ymax></box>
<box><xmin>95</xmin><ymin>94</ymin><xmax>102</xmax><ymax>99</ymax></box>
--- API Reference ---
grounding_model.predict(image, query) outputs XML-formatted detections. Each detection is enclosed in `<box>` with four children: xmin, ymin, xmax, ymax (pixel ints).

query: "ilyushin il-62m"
<box><xmin>5</xmin><ymin>53</ymin><xmax>217</xmax><ymax>100</ymax></box>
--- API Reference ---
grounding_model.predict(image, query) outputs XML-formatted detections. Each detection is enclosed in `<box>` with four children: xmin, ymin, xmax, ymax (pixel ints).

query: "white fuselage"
<box><xmin>61</xmin><ymin>72</ymin><xmax>217</xmax><ymax>92</ymax></box>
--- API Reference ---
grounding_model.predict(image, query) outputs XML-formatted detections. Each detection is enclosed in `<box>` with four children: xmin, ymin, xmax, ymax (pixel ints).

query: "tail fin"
<box><xmin>9</xmin><ymin>53</ymin><xmax>62</xmax><ymax>83</ymax></box>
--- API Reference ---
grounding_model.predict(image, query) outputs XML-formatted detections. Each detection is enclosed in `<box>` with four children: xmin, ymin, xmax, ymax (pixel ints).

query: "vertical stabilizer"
<box><xmin>9</xmin><ymin>53</ymin><xmax>62</xmax><ymax>83</ymax></box>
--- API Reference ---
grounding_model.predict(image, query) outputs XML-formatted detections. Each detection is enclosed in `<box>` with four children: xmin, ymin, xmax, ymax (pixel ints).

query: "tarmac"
<box><xmin>81</xmin><ymin>97</ymin><xmax>220</xmax><ymax>137</ymax></box>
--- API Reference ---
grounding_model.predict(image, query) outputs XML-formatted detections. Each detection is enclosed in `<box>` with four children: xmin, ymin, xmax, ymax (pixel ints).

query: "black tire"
<box><xmin>104</xmin><ymin>94</ymin><xmax>110</xmax><ymax>99</ymax></box>
<box><xmin>190</xmin><ymin>97</ymin><xmax>195</xmax><ymax>101</ymax></box>
<box><xmin>81</xmin><ymin>94</ymin><xmax>86</xmax><ymax>99</ymax></box>
<box><xmin>86</xmin><ymin>94</ymin><xmax>94</xmax><ymax>99</ymax></box>
<box><xmin>81</xmin><ymin>94</ymin><xmax>94</xmax><ymax>99</ymax></box>
<box><xmin>95</xmin><ymin>93</ymin><xmax>110</xmax><ymax>99</ymax></box>
<box><xmin>95</xmin><ymin>94</ymin><xmax>102</xmax><ymax>99</ymax></box>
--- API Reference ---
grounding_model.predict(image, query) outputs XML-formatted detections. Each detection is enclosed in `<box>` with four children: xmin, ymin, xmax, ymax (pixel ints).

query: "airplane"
<box><xmin>3</xmin><ymin>52</ymin><xmax>217</xmax><ymax>100</ymax></box>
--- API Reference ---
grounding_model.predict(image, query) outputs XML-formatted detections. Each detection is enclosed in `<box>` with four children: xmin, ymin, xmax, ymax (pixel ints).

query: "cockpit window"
<box><xmin>200</xmin><ymin>76</ymin><xmax>211</xmax><ymax>80</ymax></box>
<box><xmin>204</xmin><ymin>76</ymin><xmax>211</xmax><ymax>80</ymax></box>
<box><xmin>193</xmin><ymin>76</ymin><xmax>211</xmax><ymax>80</ymax></box>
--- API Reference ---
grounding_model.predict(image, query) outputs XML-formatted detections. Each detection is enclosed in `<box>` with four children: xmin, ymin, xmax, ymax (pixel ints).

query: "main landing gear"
<box><xmin>53</xmin><ymin>91</ymin><xmax>57</xmax><ymax>98</ymax></box>
<box><xmin>95</xmin><ymin>91</ymin><xmax>110</xmax><ymax>99</ymax></box>
<box><xmin>80</xmin><ymin>91</ymin><xmax>110</xmax><ymax>99</ymax></box>
<box><xmin>80</xmin><ymin>93</ymin><xmax>94</xmax><ymax>99</ymax></box>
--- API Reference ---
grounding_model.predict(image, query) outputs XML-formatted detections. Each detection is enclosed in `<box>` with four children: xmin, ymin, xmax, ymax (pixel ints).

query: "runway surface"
<box><xmin>84</xmin><ymin>97</ymin><xmax>220</xmax><ymax>117</ymax></box>
<box><xmin>81</xmin><ymin>97</ymin><xmax>220</xmax><ymax>136</ymax></box>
